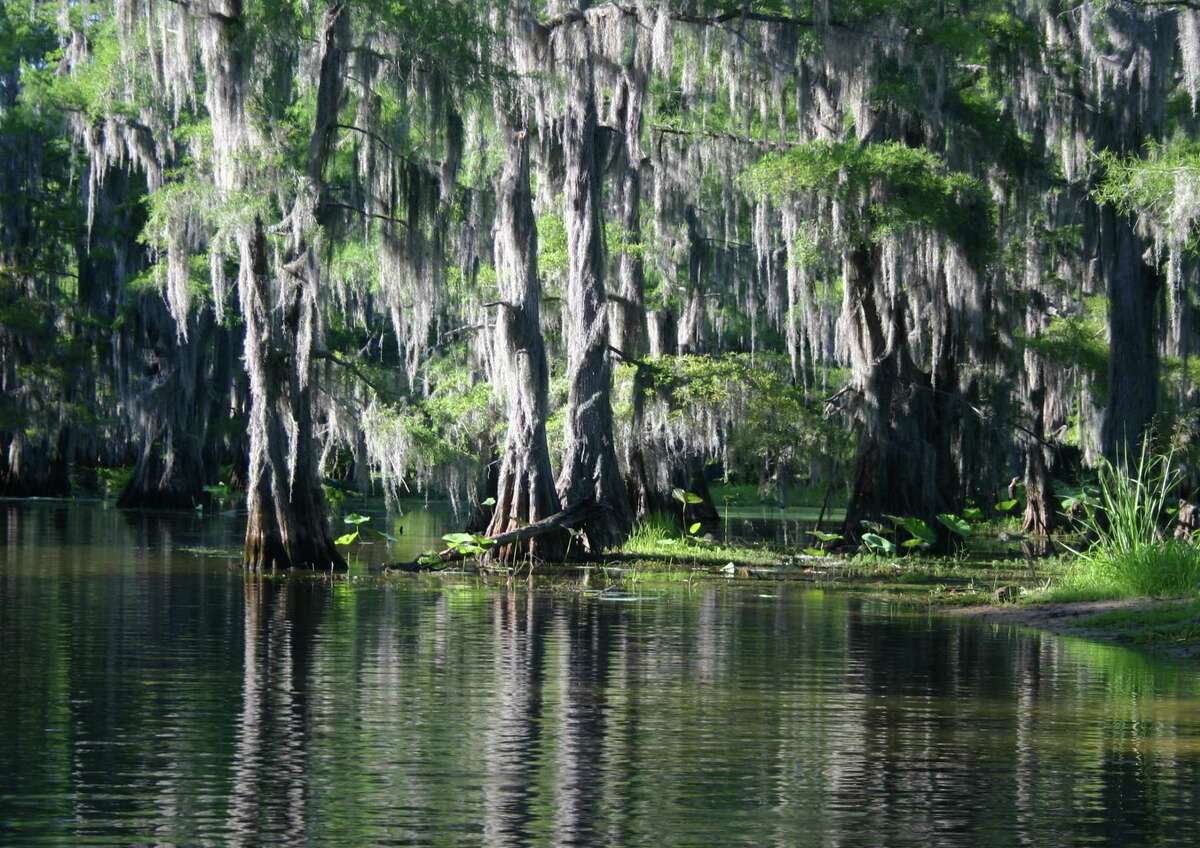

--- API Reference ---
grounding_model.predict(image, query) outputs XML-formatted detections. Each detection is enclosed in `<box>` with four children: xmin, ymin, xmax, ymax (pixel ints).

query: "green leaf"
<box><xmin>895</xmin><ymin>516</ymin><xmax>936</xmax><ymax>545</ymax></box>
<box><xmin>901</xmin><ymin>538</ymin><xmax>925</xmax><ymax>549</ymax></box>
<box><xmin>481</xmin><ymin>497</ymin><xmax>497</xmax><ymax>507</ymax></box>
<box><xmin>811</xmin><ymin>530</ymin><xmax>843</xmax><ymax>543</ymax></box>
<box><xmin>802</xmin><ymin>547</ymin><xmax>827</xmax><ymax>557</ymax></box>
<box><xmin>373</xmin><ymin>529</ymin><xmax>399</xmax><ymax>543</ymax></box>
<box><xmin>343</xmin><ymin>513</ymin><xmax>370</xmax><ymax>525</ymax></box>
<box><xmin>937</xmin><ymin>513</ymin><xmax>972</xmax><ymax>538</ymax></box>
<box><xmin>994</xmin><ymin>498</ymin><xmax>1019</xmax><ymax>513</ymax></box>
<box><xmin>963</xmin><ymin>506</ymin><xmax>984</xmax><ymax>522</ymax></box>
<box><xmin>671</xmin><ymin>488</ymin><xmax>687</xmax><ymax>505</ymax></box>
<box><xmin>442</xmin><ymin>532</ymin><xmax>475</xmax><ymax>545</ymax></box>
<box><xmin>334</xmin><ymin>531</ymin><xmax>359</xmax><ymax>546</ymax></box>
<box><xmin>861</xmin><ymin>533</ymin><xmax>897</xmax><ymax>555</ymax></box>
<box><xmin>688</xmin><ymin>522</ymin><xmax>703</xmax><ymax>535</ymax></box>
<box><xmin>656</xmin><ymin>538</ymin><xmax>680</xmax><ymax>546</ymax></box>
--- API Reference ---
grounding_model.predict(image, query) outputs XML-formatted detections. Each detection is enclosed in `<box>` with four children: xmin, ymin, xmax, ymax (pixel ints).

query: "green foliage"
<box><xmin>633</xmin><ymin>353</ymin><xmax>853</xmax><ymax>488</ymax></box>
<box><xmin>203</xmin><ymin>482</ymin><xmax>235</xmax><ymax>508</ymax></box>
<box><xmin>861</xmin><ymin>532</ymin><xmax>897</xmax><ymax>556</ymax></box>
<box><xmin>1094</xmin><ymin>140</ymin><xmax>1200</xmax><ymax>248</ymax></box>
<box><xmin>937</xmin><ymin>513</ymin><xmax>972</xmax><ymax>539</ymax></box>
<box><xmin>442</xmin><ymin>531</ymin><xmax>496</xmax><ymax>559</ymax></box>
<box><xmin>97</xmin><ymin>466</ymin><xmax>133</xmax><ymax>501</ymax></box>
<box><xmin>1064</xmin><ymin>443</ymin><xmax>1200</xmax><ymax>598</ymax></box>
<box><xmin>888</xmin><ymin>515</ymin><xmax>937</xmax><ymax>547</ymax></box>
<box><xmin>743</xmin><ymin>141</ymin><xmax>996</xmax><ymax>264</ymax></box>
<box><xmin>1016</xmin><ymin>295</ymin><xmax>1109</xmax><ymax>389</ymax></box>
<box><xmin>335</xmin><ymin>513</ymin><xmax>371</xmax><ymax>546</ymax></box>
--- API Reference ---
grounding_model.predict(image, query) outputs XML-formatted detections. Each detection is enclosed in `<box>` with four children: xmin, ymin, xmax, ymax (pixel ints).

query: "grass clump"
<box><xmin>1061</xmin><ymin>443</ymin><xmax>1200</xmax><ymax>598</ymax></box>
<box><xmin>621</xmin><ymin>513</ymin><xmax>780</xmax><ymax>567</ymax></box>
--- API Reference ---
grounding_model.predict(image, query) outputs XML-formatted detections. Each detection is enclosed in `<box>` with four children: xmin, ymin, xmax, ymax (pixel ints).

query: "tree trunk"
<box><xmin>1103</xmin><ymin>212</ymin><xmax>1160</xmax><ymax>460</ymax></box>
<box><xmin>239</xmin><ymin>5</ymin><xmax>348</xmax><ymax>569</ymax></box>
<box><xmin>0</xmin><ymin>431</ymin><xmax>70</xmax><ymax>497</ymax></box>
<box><xmin>485</xmin><ymin>114</ymin><xmax>566</xmax><ymax>561</ymax></box>
<box><xmin>240</xmin><ymin>217</ymin><xmax>343</xmax><ymax>570</ymax></box>
<box><xmin>119</xmin><ymin>307</ymin><xmax>213</xmax><ymax>510</ymax></box>
<box><xmin>609</xmin><ymin>75</ymin><xmax>647</xmax><ymax>360</ymax></box>
<box><xmin>554</xmin><ymin>18</ymin><xmax>634</xmax><ymax>551</ymax></box>
<box><xmin>1021</xmin><ymin>381</ymin><xmax>1058</xmax><ymax>539</ymax></box>
<box><xmin>840</xmin><ymin>243</ymin><xmax>958</xmax><ymax>542</ymax></box>
<box><xmin>677</xmin><ymin>206</ymin><xmax>707</xmax><ymax>355</ymax></box>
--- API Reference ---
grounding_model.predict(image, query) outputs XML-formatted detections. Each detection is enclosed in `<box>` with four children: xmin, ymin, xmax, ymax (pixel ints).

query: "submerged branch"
<box><xmin>386</xmin><ymin>501</ymin><xmax>604</xmax><ymax>571</ymax></box>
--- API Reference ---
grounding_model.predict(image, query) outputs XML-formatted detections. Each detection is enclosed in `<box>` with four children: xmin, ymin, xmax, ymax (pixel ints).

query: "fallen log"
<box><xmin>382</xmin><ymin>500</ymin><xmax>603</xmax><ymax>572</ymax></box>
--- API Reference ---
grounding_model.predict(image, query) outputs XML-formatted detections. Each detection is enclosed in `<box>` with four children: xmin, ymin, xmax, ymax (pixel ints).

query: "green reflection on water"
<box><xmin>1</xmin><ymin>502</ymin><xmax>1199</xmax><ymax>847</ymax></box>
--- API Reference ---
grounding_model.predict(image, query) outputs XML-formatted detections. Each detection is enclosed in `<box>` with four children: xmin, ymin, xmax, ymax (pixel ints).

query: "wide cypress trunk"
<box><xmin>554</xmin><ymin>16</ymin><xmax>634</xmax><ymax>551</ymax></box>
<box><xmin>840</xmin><ymin>243</ymin><xmax>958</xmax><ymax>542</ymax></box>
<box><xmin>242</xmin><ymin>6</ymin><xmax>348</xmax><ymax>570</ymax></box>
<box><xmin>485</xmin><ymin>114</ymin><xmax>566</xmax><ymax>561</ymax></box>
<box><xmin>240</xmin><ymin>218</ymin><xmax>342</xmax><ymax>570</ymax></box>
<box><xmin>1103</xmin><ymin>212</ymin><xmax>1160</xmax><ymax>459</ymax></box>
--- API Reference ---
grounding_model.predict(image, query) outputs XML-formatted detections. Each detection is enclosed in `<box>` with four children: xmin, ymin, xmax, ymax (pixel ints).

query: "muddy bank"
<box><xmin>949</xmin><ymin>599</ymin><xmax>1200</xmax><ymax>658</ymax></box>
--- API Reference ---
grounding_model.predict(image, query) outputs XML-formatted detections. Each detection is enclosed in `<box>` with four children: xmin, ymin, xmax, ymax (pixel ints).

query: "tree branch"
<box><xmin>320</xmin><ymin>201</ymin><xmax>408</xmax><ymax>228</ymax></box>
<box><xmin>385</xmin><ymin>500</ymin><xmax>603</xmax><ymax>570</ymax></box>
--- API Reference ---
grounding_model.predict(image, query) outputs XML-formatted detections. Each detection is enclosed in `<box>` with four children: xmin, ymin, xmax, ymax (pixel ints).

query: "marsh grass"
<box><xmin>621</xmin><ymin>514</ymin><xmax>783</xmax><ymax>567</ymax></box>
<box><xmin>1062</xmin><ymin>443</ymin><xmax>1200</xmax><ymax>598</ymax></box>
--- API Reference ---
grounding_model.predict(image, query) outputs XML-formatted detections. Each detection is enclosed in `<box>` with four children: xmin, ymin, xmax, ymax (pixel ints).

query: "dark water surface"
<box><xmin>2</xmin><ymin>502</ymin><xmax>1200</xmax><ymax>847</ymax></box>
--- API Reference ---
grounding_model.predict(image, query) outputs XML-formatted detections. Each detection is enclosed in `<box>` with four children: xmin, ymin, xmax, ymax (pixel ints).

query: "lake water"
<box><xmin>2</xmin><ymin>500</ymin><xmax>1200</xmax><ymax>847</ymax></box>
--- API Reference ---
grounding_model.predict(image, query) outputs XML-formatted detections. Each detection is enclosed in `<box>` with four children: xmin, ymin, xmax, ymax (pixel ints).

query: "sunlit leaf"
<box><xmin>937</xmin><ymin>513</ymin><xmax>972</xmax><ymax>538</ymax></box>
<box><xmin>811</xmin><ymin>530</ymin><xmax>843</xmax><ymax>543</ymax></box>
<box><xmin>896</xmin><ymin>516</ymin><xmax>936</xmax><ymax>545</ymax></box>
<box><xmin>334</xmin><ymin>531</ymin><xmax>359</xmax><ymax>546</ymax></box>
<box><xmin>861</xmin><ymin>533</ymin><xmax>896</xmax><ymax>555</ymax></box>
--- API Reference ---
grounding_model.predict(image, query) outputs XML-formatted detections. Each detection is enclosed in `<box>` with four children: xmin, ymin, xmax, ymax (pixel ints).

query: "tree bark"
<box><xmin>485</xmin><ymin>110</ymin><xmax>566</xmax><ymax>561</ymax></box>
<box><xmin>1103</xmin><ymin>212</ymin><xmax>1160</xmax><ymax>460</ymax></box>
<box><xmin>677</xmin><ymin>206</ymin><xmax>707</xmax><ymax>355</ymax></box>
<box><xmin>840</xmin><ymin>243</ymin><xmax>959</xmax><ymax>543</ymax></box>
<box><xmin>240</xmin><ymin>217</ymin><xmax>343</xmax><ymax>570</ymax></box>
<box><xmin>1021</xmin><ymin>381</ymin><xmax>1058</xmax><ymax>539</ymax></box>
<box><xmin>554</xmin><ymin>17</ymin><xmax>634</xmax><ymax>551</ymax></box>
<box><xmin>238</xmin><ymin>5</ymin><xmax>348</xmax><ymax>569</ymax></box>
<box><xmin>118</xmin><ymin>307</ymin><xmax>213</xmax><ymax>510</ymax></box>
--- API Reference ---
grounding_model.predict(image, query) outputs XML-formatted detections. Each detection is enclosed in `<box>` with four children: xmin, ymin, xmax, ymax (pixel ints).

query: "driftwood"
<box><xmin>1176</xmin><ymin>500</ymin><xmax>1200</xmax><ymax>540</ymax></box>
<box><xmin>383</xmin><ymin>500</ymin><xmax>603</xmax><ymax>572</ymax></box>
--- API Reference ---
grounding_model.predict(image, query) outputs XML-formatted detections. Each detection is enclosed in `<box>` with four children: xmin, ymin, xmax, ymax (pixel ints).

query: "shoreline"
<box><xmin>947</xmin><ymin>598</ymin><xmax>1200</xmax><ymax>659</ymax></box>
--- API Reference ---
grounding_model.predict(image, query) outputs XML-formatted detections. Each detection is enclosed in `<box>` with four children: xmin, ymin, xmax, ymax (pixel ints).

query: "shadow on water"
<box><xmin>1</xmin><ymin>501</ymin><xmax>1200</xmax><ymax>846</ymax></box>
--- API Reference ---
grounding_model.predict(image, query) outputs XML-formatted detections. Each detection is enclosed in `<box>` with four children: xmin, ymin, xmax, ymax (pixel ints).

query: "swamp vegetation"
<box><xmin>5</xmin><ymin>2</ymin><xmax>1200</xmax><ymax>818</ymax></box>
<box><xmin>3</xmin><ymin>0</ymin><xmax>1200</xmax><ymax>634</ymax></box>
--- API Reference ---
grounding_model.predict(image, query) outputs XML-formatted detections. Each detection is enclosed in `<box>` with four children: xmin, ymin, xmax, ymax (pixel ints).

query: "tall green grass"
<box><xmin>1063</xmin><ymin>442</ymin><xmax>1200</xmax><ymax>598</ymax></box>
